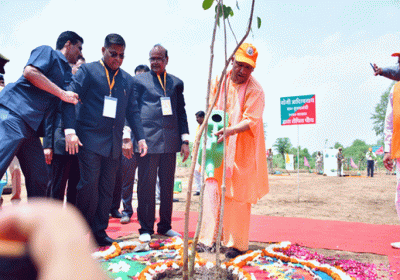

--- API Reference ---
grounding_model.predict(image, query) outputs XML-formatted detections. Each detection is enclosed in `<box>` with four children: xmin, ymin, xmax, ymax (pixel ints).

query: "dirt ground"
<box><xmin>173</xmin><ymin>167</ymin><xmax>399</xmax><ymax>225</ymax></box>
<box><xmin>2</xmin><ymin>166</ymin><xmax>398</xmax><ymax>278</ymax></box>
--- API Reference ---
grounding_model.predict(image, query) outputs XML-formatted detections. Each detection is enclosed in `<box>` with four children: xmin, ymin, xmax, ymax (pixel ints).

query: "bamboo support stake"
<box><xmin>182</xmin><ymin>1</ymin><xmax>256</xmax><ymax>278</ymax></box>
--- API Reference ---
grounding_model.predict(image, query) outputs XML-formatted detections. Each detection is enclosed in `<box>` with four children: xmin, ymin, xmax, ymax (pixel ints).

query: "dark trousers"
<box><xmin>47</xmin><ymin>154</ymin><xmax>80</xmax><ymax>205</ymax></box>
<box><xmin>0</xmin><ymin>105</ymin><xmax>47</xmax><ymax>198</ymax></box>
<box><xmin>137</xmin><ymin>153</ymin><xmax>176</xmax><ymax>235</ymax></box>
<box><xmin>367</xmin><ymin>160</ymin><xmax>374</xmax><ymax>177</ymax></box>
<box><xmin>111</xmin><ymin>154</ymin><xmax>138</xmax><ymax>217</ymax></box>
<box><xmin>76</xmin><ymin>147</ymin><xmax>119</xmax><ymax>239</ymax></box>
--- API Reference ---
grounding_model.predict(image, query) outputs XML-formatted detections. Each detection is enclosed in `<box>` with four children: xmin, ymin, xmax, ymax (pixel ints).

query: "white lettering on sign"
<box><xmin>292</xmin><ymin>117</ymin><xmax>305</xmax><ymax>124</ymax></box>
<box><xmin>280</xmin><ymin>98</ymin><xmax>292</xmax><ymax>105</ymax></box>
<box><xmin>291</xmin><ymin>97</ymin><xmax>315</xmax><ymax>105</ymax></box>
<box><xmin>305</xmin><ymin>117</ymin><xmax>315</xmax><ymax>123</ymax></box>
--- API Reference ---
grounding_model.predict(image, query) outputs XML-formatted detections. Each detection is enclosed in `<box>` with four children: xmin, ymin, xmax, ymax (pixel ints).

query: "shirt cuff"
<box><xmin>123</xmin><ymin>126</ymin><xmax>132</xmax><ymax>139</ymax></box>
<box><xmin>64</xmin><ymin>129</ymin><xmax>76</xmax><ymax>135</ymax></box>
<box><xmin>181</xmin><ymin>134</ymin><xmax>189</xmax><ymax>142</ymax></box>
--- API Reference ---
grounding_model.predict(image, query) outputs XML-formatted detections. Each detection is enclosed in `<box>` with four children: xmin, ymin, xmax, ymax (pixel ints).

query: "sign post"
<box><xmin>280</xmin><ymin>94</ymin><xmax>316</xmax><ymax>201</ymax></box>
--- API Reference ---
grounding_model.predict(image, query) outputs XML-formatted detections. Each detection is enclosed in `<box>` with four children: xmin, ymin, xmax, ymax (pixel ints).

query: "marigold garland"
<box><xmin>95</xmin><ymin>238</ymin><xmax>354</xmax><ymax>280</ymax></box>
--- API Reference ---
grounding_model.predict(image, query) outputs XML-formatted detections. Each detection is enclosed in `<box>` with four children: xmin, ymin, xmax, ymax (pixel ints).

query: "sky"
<box><xmin>1</xmin><ymin>0</ymin><xmax>399</xmax><ymax>154</ymax></box>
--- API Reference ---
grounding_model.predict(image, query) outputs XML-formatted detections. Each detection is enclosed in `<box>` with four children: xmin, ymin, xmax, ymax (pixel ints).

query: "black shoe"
<box><xmin>194</xmin><ymin>191</ymin><xmax>200</xmax><ymax>196</ymax></box>
<box><xmin>95</xmin><ymin>236</ymin><xmax>116</xmax><ymax>247</ymax></box>
<box><xmin>110</xmin><ymin>211</ymin><xmax>123</xmax><ymax>219</ymax></box>
<box><xmin>196</xmin><ymin>242</ymin><xmax>213</xmax><ymax>252</ymax></box>
<box><xmin>225</xmin><ymin>247</ymin><xmax>244</xmax><ymax>258</ymax></box>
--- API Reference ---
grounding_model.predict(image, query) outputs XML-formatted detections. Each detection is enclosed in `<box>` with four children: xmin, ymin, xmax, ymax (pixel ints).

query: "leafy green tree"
<box><xmin>289</xmin><ymin>146</ymin><xmax>311</xmax><ymax>168</ymax></box>
<box><xmin>371</xmin><ymin>83</ymin><xmax>395</xmax><ymax>138</ymax></box>
<box><xmin>273</xmin><ymin>137</ymin><xmax>292</xmax><ymax>161</ymax></box>
<box><xmin>343</xmin><ymin>139</ymin><xmax>369</xmax><ymax>170</ymax></box>
<box><xmin>333</xmin><ymin>142</ymin><xmax>343</xmax><ymax>149</ymax></box>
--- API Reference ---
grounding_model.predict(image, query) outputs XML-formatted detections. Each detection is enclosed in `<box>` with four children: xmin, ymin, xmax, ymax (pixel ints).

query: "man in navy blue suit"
<box><xmin>0</xmin><ymin>31</ymin><xmax>82</xmax><ymax>198</ymax></box>
<box><xmin>63</xmin><ymin>34</ymin><xmax>147</xmax><ymax>246</ymax></box>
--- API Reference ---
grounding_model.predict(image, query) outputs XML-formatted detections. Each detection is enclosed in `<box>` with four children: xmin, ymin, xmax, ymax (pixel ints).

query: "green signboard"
<box><xmin>280</xmin><ymin>94</ymin><xmax>316</xmax><ymax>126</ymax></box>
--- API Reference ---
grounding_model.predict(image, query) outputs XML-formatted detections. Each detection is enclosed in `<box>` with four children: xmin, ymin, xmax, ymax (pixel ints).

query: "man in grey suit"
<box><xmin>132</xmin><ymin>44</ymin><xmax>189</xmax><ymax>242</ymax></box>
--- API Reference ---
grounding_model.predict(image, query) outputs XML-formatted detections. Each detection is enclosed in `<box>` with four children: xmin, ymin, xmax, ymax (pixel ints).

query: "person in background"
<box><xmin>63</xmin><ymin>34</ymin><xmax>147</xmax><ymax>246</ymax></box>
<box><xmin>110</xmin><ymin>64</ymin><xmax>150</xmax><ymax>224</ymax></box>
<box><xmin>198</xmin><ymin>43</ymin><xmax>269</xmax><ymax>258</ymax></box>
<box><xmin>0</xmin><ymin>63</ymin><xmax>21</xmax><ymax>206</ymax></box>
<box><xmin>194</xmin><ymin>110</ymin><xmax>205</xmax><ymax>196</ymax></box>
<box><xmin>366</xmin><ymin>147</ymin><xmax>376</xmax><ymax>177</ymax></box>
<box><xmin>0</xmin><ymin>31</ymin><xmax>82</xmax><ymax>200</ymax></box>
<box><xmin>267</xmin><ymin>148</ymin><xmax>274</xmax><ymax>175</ymax></box>
<box><xmin>0</xmin><ymin>74</ymin><xmax>5</xmax><ymax>87</ymax></box>
<box><xmin>336</xmin><ymin>147</ymin><xmax>345</xmax><ymax>177</ymax></box>
<box><xmin>44</xmin><ymin>56</ymin><xmax>86</xmax><ymax>205</ymax></box>
<box><xmin>373</xmin><ymin>52</ymin><xmax>400</xmax><ymax>81</ymax></box>
<box><xmin>316</xmin><ymin>151</ymin><xmax>323</xmax><ymax>175</ymax></box>
<box><xmin>72</xmin><ymin>55</ymin><xmax>86</xmax><ymax>75</ymax></box>
<box><xmin>133</xmin><ymin>44</ymin><xmax>189</xmax><ymax>242</ymax></box>
<box><xmin>0</xmin><ymin>54</ymin><xmax>9</xmax><ymax>76</ymax></box>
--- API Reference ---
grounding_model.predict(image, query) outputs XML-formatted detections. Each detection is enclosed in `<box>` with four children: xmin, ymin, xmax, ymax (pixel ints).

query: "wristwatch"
<box><xmin>182</xmin><ymin>140</ymin><xmax>189</xmax><ymax>145</ymax></box>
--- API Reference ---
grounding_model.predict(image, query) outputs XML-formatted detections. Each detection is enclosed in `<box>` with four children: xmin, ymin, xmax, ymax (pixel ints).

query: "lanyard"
<box><xmin>99</xmin><ymin>60</ymin><xmax>119</xmax><ymax>96</ymax></box>
<box><xmin>157</xmin><ymin>71</ymin><xmax>167</xmax><ymax>96</ymax></box>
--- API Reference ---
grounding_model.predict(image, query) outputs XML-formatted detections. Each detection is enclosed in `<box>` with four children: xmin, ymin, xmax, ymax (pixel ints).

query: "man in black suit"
<box><xmin>63</xmin><ymin>34</ymin><xmax>147</xmax><ymax>246</ymax></box>
<box><xmin>133</xmin><ymin>44</ymin><xmax>189</xmax><ymax>242</ymax></box>
<box><xmin>110</xmin><ymin>64</ymin><xmax>150</xmax><ymax>222</ymax></box>
<box><xmin>44</xmin><ymin>56</ymin><xmax>86</xmax><ymax>205</ymax></box>
<box><xmin>0</xmin><ymin>31</ymin><xmax>82</xmax><ymax>198</ymax></box>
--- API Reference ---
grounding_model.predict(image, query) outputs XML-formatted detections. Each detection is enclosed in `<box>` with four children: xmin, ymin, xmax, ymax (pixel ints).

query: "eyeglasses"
<box><xmin>108</xmin><ymin>49</ymin><xmax>124</xmax><ymax>59</ymax></box>
<box><xmin>149</xmin><ymin>57</ymin><xmax>165</xmax><ymax>63</ymax></box>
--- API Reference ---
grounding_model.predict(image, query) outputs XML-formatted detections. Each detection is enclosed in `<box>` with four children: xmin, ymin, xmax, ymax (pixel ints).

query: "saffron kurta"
<box><xmin>199</xmin><ymin>72</ymin><xmax>269</xmax><ymax>251</ymax></box>
<box><xmin>212</xmin><ymin>72</ymin><xmax>269</xmax><ymax>204</ymax></box>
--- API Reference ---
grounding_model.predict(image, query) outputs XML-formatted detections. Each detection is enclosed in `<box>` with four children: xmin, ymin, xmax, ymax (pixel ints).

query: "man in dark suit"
<box><xmin>133</xmin><ymin>44</ymin><xmax>189</xmax><ymax>242</ymax></box>
<box><xmin>63</xmin><ymin>34</ymin><xmax>147</xmax><ymax>247</ymax></box>
<box><xmin>110</xmin><ymin>64</ymin><xmax>150</xmax><ymax>223</ymax></box>
<box><xmin>0</xmin><ymin>31</ymin><xmax>82</xmax><ymax>198</ymax></box>
<box><xmin>44</xmin><ymin>56</ymin><xmax>86</xmax><ymax>205</ymax></box>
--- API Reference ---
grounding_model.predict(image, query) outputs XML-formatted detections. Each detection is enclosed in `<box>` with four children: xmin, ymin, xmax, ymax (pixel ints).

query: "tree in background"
<box><xmin>333</xmin><ymin>142</ymin><xmax>343</xmax><ymax>149</ymax></box>
<box><xmin>371</xmin><ymin>83</ymin><xmax>394</xmax><ymax>139</ymax></box>
<box><xmin>342</xmin><ymin>139</ymin><xmax>369</xmax><ymax>170</ymax></box>
<box><xmin>289</xmin><ymin>146</ymin><xmax>311</xmax><ymax>168</ymax></box>
<box><xmin>273</xmin><ymin>137</ymin><xmax>292</xmax><ymax>164</ymax></box>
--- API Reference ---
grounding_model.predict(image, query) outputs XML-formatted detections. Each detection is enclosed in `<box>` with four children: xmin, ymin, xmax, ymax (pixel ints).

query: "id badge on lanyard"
<box><xmin>100</xmin><ymin>59</ymin><xmax>119</xmax><ymax>119</ymax></box>
<box><xmin>103</xmin><ymin>96</ymin><xmax>118</xmax><ymax>118</ymax></box>
<box><xmin>157</xmin><ymin>72</ymin><xmax>173</xmax><ymax>116</ymax></box>
<box><xmin>161</xmin><ymin>97</ymin><xmax>172</xmax><ymax>116</ymax></box>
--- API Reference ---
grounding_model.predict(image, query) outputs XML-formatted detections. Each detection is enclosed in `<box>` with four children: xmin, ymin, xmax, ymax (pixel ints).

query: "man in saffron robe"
<box><xmin>198</xmin><ymin>43</ymin><xmax>269</xmax><ymax>258</ymax></box>
<box><xmin>383</xmin><ymin>82</ymin><xmax>400</xmax><ymax>249</ymax></box>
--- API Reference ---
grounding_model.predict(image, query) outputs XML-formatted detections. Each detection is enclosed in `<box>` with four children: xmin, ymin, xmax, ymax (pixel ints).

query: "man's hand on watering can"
<box><xmin>215</xmin><ymin>127</ymin><xmax>235</xmax><ymax>143</ymax></box>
